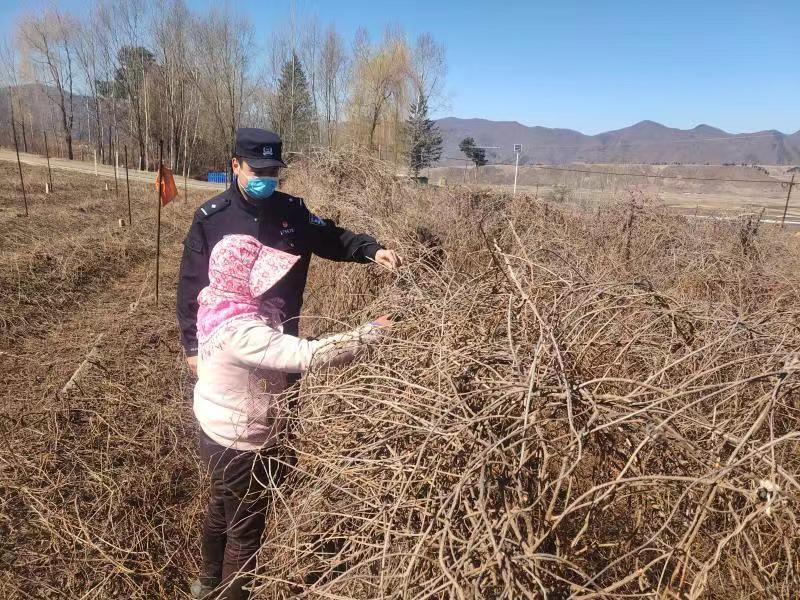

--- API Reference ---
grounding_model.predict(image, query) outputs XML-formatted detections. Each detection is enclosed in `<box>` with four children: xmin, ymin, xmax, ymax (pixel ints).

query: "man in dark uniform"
<box><xmin>177</xmin><ymin>128</ymin><xmax>401</xmax><ymax>373</ymax></box>
<box><xmin>178</xmin><ymin>128</ymin><xmax>401</xmax><ymax>599</ymax></box>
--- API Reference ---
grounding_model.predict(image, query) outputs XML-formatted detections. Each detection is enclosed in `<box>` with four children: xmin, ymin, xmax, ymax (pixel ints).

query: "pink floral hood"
<box><xmin>197</xmin><ymin>234</ymin><xmax>300</xmax><ymax>345</ymax></box>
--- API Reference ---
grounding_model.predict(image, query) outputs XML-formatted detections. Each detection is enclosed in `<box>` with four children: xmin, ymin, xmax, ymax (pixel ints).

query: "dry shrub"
<box><xmin>252</xmin><ymin>150</ymin><xmax>800</xmax><ymax>599</ymax></box>
<box><xmin>1</xmin><ymin>155</ymin><xmax>798</xmax><ymax>599</ymax></box>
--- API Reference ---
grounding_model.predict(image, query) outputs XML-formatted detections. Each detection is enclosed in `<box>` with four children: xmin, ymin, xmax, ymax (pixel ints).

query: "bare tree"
<box><xmin>0</xmin><ymin>38</ymin><xmax>23</xmax><ymax>149</ymax></box>
<box><xmin>3</xmin><ymin>4</ymin><xmax>448</xmax><ymax>174</ymax></box>
<box><xmin>19</xmin><ymin>9</ymin><xmax>78</xmax><ymax>159</ymax></box>
<box><xmin>74</xmin><ymin>17</ymin><xmax>107</xmax><ymax>162</ymax></box>
<box><xmin>191</xmin><ymin>8</ymin><xmax>254</xmax><ymax>161</ymax></box>
<box><xmin>152</xmin><ymin>0</ymin><xmax>193</xmax><ymax>171</ymax></box>
<box><xmin>94</xmin><ymin>0</ymin><xmax>153</xmax><ymax>170</ymax></box>
<box><xmin>318</xmin><ymin>25</ymin><xmax>348</xmax><ymax>148</ymax></box>
<box><xmin>299</xmin><ymin>17</ymin><xmax>322</xmax><ymax>146</ymax></box>
<box><xmin>411</xmin><ymin>33</ymin><xmax>446</xmax><ymax>110</ymax></box>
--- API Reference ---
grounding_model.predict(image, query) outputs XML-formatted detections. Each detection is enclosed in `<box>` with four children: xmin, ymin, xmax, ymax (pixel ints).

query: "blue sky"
<box><xmin>2</xmin><ymin>0</ymin><xmax>798</xmax><ymax>134</ymax></box>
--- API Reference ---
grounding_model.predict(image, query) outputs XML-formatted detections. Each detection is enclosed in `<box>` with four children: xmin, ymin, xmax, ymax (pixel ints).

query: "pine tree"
<box><xmin>458</xmin><ymin>136</ymin><xmax>487</xmax><ymax>180</ymax></box>
<box><xmin>270</xmin><ymin>52</ymin><xmax>317</xmax><ymax>154</ymax></box>
<box><xmin>404</xmin><ymin>94</ymin><xmax>443</xmax><ymax>176</ymax></box>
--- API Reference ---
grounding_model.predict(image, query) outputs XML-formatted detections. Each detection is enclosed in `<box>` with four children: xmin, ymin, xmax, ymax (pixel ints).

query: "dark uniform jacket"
<box><xmin>177</xmin><ymin>184</ymin><xmax>383</xmax><ymax>356</ymax></box>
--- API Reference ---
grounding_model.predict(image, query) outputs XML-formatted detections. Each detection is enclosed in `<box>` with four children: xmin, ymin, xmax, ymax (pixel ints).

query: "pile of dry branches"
<box><xmin>252</xmin><ymin>151</ymin><xmax>800</xmax><ymax>598</ymax></box>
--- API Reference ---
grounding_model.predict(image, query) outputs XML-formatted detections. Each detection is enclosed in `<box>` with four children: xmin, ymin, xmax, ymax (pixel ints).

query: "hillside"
<box><xmin>437</xmin><ymin>117</ymin><xmax>800</xmax><ymax>165</ymax></box>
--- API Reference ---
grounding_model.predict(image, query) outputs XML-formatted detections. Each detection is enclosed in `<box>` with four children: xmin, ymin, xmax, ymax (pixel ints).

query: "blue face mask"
<box><xmin>243</xmin><ymin>175</ymin><xmax>278</xmax><ymax>200</ymax></box>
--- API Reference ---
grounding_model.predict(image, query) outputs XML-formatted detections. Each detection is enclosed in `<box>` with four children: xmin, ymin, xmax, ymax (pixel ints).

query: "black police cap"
<box><xmin>234</xmin><ymin>128</ymin><xmax>287</xmax><ymax>168</ymax></box>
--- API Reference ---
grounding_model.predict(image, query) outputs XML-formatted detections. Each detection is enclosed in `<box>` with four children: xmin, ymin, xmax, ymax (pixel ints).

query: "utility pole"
<box><xmin>781</xmin><ymin>173</ymin><xmax>796</xmax><ymax>229</ymax></box>
<box><xmin>513</xmin><ymin>143</ymin><xmax>522</xmax><ymax>196</ymax></box>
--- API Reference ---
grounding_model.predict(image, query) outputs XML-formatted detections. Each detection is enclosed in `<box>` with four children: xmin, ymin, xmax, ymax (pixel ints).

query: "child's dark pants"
<box><xmin>198</xmin><ymin>429</ymin><xmax>286</xmax><ymax>600</ymax></box>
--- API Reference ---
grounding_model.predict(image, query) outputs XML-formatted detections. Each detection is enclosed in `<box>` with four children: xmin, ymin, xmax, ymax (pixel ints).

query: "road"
<box><xmin>0</xmin><ymin>148</ymin><xmax>227</xmax><ymax>192</ymax></box>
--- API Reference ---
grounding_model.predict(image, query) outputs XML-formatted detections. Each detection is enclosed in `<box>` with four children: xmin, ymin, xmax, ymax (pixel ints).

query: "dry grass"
<box><xmin>1</xmin><ymin>153</ymin><xmax>799</xmax><ymax>598</ymax></box>
<box><xmin>0</xmin><ymin>164</ymin><xmax>204</xmax><ymax>599</ymax></box>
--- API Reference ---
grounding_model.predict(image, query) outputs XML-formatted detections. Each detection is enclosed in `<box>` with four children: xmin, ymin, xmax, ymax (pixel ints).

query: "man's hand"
<box><xmin>374</xmin><ymin>249</ymin><xmax>403</xmax><ymax>271</ymax></box>
<box><xmin>186</xmin><ymin>355</ymin><xmax>198</xmax><ymax>377</ymax></box>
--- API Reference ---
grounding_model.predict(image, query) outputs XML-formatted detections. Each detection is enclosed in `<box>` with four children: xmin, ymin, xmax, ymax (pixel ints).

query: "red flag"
<box><xmin>156</xmin><ymin>165</ymin><xmax>178</xmax><ymax>206</ymax></box>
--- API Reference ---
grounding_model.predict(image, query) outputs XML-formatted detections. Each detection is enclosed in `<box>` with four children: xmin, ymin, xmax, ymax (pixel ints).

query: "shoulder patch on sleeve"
<box><xmin>184</xmin><ymin>233</ymin><xmax>203</xmax><ymax>253</ymax></box>
<box><xmin>198</xmin><ymin>196</ymin><xmax>230</xmax><ymax>219</ymax></box>
<box><xmin>309</xmin><ymin>212</ymin><xmax>326</xmax><ymax>227</ymax></box>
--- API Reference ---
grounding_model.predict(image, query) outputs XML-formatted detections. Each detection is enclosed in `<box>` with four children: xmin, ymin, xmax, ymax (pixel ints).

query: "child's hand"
<box><xmin>371</xmin><ymin>315</ymin><xmax>393</xmax><ymax>328</ymax></box>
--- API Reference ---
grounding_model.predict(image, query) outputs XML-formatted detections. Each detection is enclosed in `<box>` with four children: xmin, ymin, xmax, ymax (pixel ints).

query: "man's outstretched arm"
<box><xmin>306</xmin><ymin>209</ymin><xmax>402</xmax><ymax>269</ymax></box>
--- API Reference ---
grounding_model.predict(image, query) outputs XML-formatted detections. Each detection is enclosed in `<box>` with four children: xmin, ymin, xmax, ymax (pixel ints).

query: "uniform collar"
<box><xmin>229</xmin><ymin>182</ymin><xmax>287</xmax><ymax>217</ymax></box>
<box><xmin>228</xmin><ymin>183</ymin><xmax>257</xmax><ymax>215</ymax></box>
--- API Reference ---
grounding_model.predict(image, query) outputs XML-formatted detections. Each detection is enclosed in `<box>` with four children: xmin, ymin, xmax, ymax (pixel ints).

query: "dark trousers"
<box><xmin>198</xmin><ymin>429</ymin><xmax>286</xmax><ymax>600</ymax></box>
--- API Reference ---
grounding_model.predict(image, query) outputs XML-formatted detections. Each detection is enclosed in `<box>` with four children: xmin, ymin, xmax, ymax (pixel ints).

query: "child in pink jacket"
<box><xmin>191</xmin><ymin>234</ymin><xmax>388</xmax><ymax>599</ymax></box>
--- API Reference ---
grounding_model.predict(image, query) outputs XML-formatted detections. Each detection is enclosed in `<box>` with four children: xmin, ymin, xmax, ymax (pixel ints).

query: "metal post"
<box><xmin>10</xmin><ymin>103</ymin><xmax>28</xmax><ymax>216</ymax></box>
<box><xmin>513</xmin><ymin>151</ymin><xmax>520</xmax><ymax>196</ymax></box>
<box><xmin>781</xmin><ymin>174</ymin><xmax>796</xmax><ymax>229</ymax></box>
<box><xmin>124</xmin><ymin>145</ymin><xmax>132</xmax><ymax>227</ymax></box>
<box><xmin>155</xmin><ymin>139</ymin><xmax>164</xmax><ymax>306</ymax></box>
<box><xmin>43</xmin><ymin>130</ymin><xmax>54</xmax><ymax>193</ymax></box>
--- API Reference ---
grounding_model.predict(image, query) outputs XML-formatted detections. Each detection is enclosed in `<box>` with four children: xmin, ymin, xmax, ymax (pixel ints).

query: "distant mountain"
<box><xmin>436</xmin><ymin>117</ymin><xmax>800</xmax><ymax>165</ymax></box>
<box><xmin>3</xmin><ymin>83</ymin><xmax>798</xmax><ymax>166</ymax></box>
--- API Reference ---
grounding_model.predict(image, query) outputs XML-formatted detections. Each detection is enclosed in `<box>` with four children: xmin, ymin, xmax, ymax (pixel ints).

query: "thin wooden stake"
<box><xmin>155</xmin><ymin>139</ymin><xmax>163</xmax><ymax>306</ymax></box>
<box><xmin>10</xmin><ymin>102</ymin><xmax>28</xmax><ymax>217</ymax></box>
<box><xmin>781</xmin><ymin>174</ymin><xmax>796</xmax><ymax>230</ymax></box>
<box><xmin>124</xmin><ymin>145</ymin><xmax>132</xmax><ymax>227</ymax></box>
<box><xmin>43</xmin><ymin>129</ymin><xmax>54</xmax><ymax>193</ymax></box>
<box><xmin>112</xmin><ymin>135</ymin><xmax>119</xmax><ymax>201</ymax></box>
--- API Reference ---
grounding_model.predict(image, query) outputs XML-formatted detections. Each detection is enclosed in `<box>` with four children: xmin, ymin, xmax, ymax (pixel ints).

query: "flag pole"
<box><xmin>155</xmin><ymin>139</ymin><xmax>163</xmax><ymax>306</ymax></box>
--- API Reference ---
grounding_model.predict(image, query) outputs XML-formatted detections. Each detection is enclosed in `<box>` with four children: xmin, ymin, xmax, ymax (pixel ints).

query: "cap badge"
<box><xmin>262</xmin><ymin>146</ymin><xmax>273</xmax><ymax>157</ymax></box>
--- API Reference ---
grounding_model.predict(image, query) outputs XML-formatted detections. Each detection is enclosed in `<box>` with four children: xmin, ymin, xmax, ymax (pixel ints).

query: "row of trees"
<box><xmin>0</xmin><ymin>1</ymin><xmax>447</xmax><ymax>177</ymax></box>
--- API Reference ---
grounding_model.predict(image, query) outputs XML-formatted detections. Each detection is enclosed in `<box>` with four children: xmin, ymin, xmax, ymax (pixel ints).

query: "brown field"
<box><xmin>1</xmin><ymin>153</ymin><xmax>799</xmax><ymax>598</ymax></box>
<box><xmin>428</xmin><ymin>163</ymin><xmax>800</xmax><ymax>225</ymax></box>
